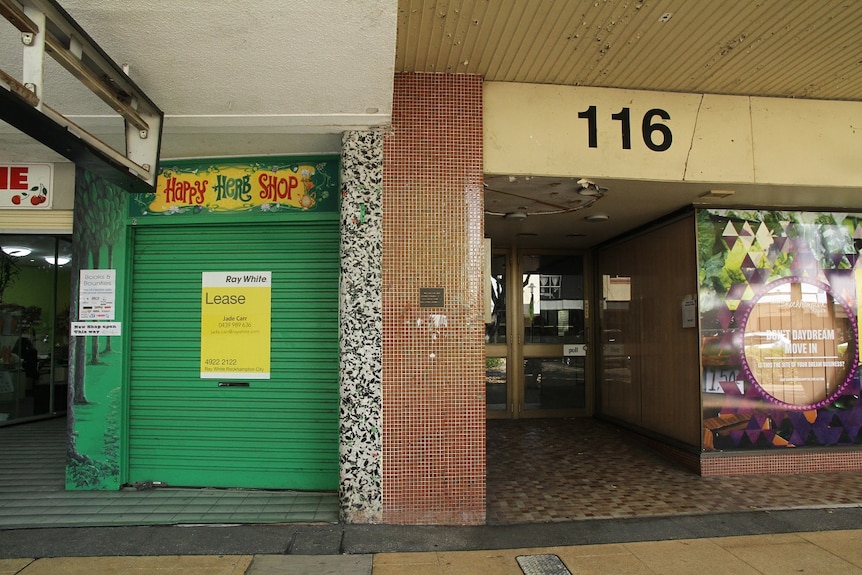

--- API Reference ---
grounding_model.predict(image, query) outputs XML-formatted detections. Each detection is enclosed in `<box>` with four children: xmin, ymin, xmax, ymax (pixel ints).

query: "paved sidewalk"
<box><xmin>4</xmin><ymin>509</ymin><xmax>862</xmax><ymax>574</ymax></box>
<box><xmin>372</xmin><ymin>529</ymin><xmax>862</xmax><ymax>574</ymax></box>
<box><xmin>0</xmin><ymin>554</ymin><xmax>373</xmax><ymax>574</ymax></box>
<box><xmin>3</xmin><ymin>530</ymin><xmax>862</xmax><ymax>574</ymax></box>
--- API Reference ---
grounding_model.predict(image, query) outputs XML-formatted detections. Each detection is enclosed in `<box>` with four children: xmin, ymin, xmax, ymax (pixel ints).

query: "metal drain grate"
<box><xmin>516</xmin><ymin>554</ymin><xmax>573</xmax><ymax>575</ymax></box>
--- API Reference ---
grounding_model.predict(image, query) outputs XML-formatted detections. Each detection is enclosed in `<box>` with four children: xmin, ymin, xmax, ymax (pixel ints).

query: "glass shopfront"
<box><xmin>0</xmin><ymin>235</ymin><xmax>71</xmax><ymax>424</ymax></box>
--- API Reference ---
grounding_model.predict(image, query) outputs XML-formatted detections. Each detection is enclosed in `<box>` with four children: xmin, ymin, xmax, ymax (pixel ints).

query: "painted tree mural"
<box><xmin>66</xmin><ymin>166</ymin><xmax>126</xmax><ymax>488</ymax></box>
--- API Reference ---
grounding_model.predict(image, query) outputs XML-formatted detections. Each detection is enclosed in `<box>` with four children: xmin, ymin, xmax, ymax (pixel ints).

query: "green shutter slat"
<box><xmin>127</xmin><ymin>221</ymin><xmax>340</xmax><ymax>490</ymax></box>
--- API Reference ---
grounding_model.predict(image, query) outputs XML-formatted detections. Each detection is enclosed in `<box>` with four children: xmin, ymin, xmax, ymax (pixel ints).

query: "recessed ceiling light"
<box><xmin>44</xmin><ymin>256</ymin><xmax>71</xmax><ymax>266</ymax></box>
<box><xmin>585</xmin><ymin>214</ymin><xmax>609</xmax><ymax>222</ymax></box>
<box><xmin>504</xmin><ymin>212</ymin><xmax>528</xmax><ymax>220</ymax></box>
<box><xmin>2</xmin><ymin>246</ymin><xmax>31</xmax><ymax>257</ymax></box>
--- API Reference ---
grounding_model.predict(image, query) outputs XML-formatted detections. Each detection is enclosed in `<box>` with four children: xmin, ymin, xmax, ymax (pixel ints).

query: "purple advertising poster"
<box><xmin>699</xmin><ymin>209</ymin><xmax>861</xmax><ymax>451</ymax></box>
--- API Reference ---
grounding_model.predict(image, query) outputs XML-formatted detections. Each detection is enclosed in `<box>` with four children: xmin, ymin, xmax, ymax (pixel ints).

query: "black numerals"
<box><xmin>577</xmin><ymin>105</ymin><xmax>598</xmax><ymax>148</ymax></box>
<box><xmin>642</xmin><ymin>108</ymin><xmax>672</xmax><ymax>151</ymax></box>
<box><xmin>578</xmin><ymin>106</ymin><xmax>672</xmax><ymax>151</ymax></box>
<box><xmin>610</xmin><ymin>107</ymin><xmax>632</xmax><ymax>149</ymax></box>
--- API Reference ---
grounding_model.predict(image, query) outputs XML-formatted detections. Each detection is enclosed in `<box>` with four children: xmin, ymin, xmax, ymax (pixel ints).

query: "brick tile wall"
<box><xmin>701</xmin><ymin>451</ymin><xmax>862</xmax><ymax>476</ymax></box>
<box><xmin>381</xmin><ymin>73</ymin><xmax>486</xmax><ymax>525</ymax></box>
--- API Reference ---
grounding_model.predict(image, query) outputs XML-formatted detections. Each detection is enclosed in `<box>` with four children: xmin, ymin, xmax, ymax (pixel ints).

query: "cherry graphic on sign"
<box><xmin>9</xmin><ymin>184</ymin><xmax>47</xmax><ymax>206</ymax></box>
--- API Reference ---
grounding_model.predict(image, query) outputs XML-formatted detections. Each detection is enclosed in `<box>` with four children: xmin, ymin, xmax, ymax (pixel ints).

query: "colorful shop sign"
<box><xmin>699</xmin><ymin>209</ymin><xmax>862</xmax><ymax>451</ymax></box>
<box><xmin>200</xmin><ymin>271</ymin><xmax>271</xmax><ymax>380</ymax></box>
<box><xmin>0</xmin><ymin>163</ymin><xmax>53</xmax><ymax>208</ymax></box>
<box><xmin>130</xmin><ymin>156</ymin><xmax>338</xmax><ymax>217</ymax></box>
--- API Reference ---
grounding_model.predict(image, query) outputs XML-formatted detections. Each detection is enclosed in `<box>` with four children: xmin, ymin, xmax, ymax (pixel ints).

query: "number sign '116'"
<box><xmin>578</xmin><ymin>106</ymin><xmax>673</xmax><ymax>152</ymax></box>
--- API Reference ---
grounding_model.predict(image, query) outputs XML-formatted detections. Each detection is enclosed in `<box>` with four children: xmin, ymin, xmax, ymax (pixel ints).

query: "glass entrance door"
<box><xmin>486</xmin><ymin>249</ymin><xmax>591</xmax><ymax>418</ymax></box>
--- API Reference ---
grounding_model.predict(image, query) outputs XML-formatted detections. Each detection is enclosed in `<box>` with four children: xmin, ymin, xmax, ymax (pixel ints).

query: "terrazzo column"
<box><xmin>339</xmin><ymin>130</ymin><xmax>384</xmax><ymax>523</ymax></box>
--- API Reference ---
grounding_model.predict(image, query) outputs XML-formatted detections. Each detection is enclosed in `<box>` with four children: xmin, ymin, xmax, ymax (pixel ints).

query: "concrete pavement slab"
<box><xmin>0</xmin><ymin>525</ymin><xmax>299</xmax><ymax>558</ymax></box>
<box><xmin>798</xmin><ymin>529</ymin><xmax>862</xmax><ymax>569</ymax></box>
<box><xmin>621</xmin><ymin>538</ymin><xmax>762</xmax><ymax>575</ymax></box>
<box><xmin>552</xmin><ymin>544</ymin><xmax>655</xmax><ymax>575</ymax></box>
<box><xmin>372</xmin><ymin>550</ymin><xmax>528</xmax><ymax>575</ymax></box>
<box><xmin>247</xmin><ymin>554</ymin><xmax>372</xmax><ymax>575</ymax></box>
<box><xmin>0</xmin><ymin>558</ymin><xmax>34</xmax><ymax>575</ymax></box>
<box><xmin>704</xmin><ymin>533</ymin><xmax>862</xmax><ymax>575</ymax></box>
<box><xmin>286</xmin><ymin>524</ymin><xmax>344</xmax><ymax>554</ymax></box>
<box><xmin>373</xmin><ymin>533</ymin><xmax>862</xmax><ymax>575</ymax></box>
<box><xmin>14</xmin><ymin>555</ymin><xmax>253</xmax><ymax>575</ymax></box>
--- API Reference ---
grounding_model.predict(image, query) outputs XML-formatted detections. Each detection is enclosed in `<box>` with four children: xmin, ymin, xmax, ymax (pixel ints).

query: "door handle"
<box><xmin>218</xmin><ymin>382</ymin><xmax>249</xmax><ymax>387</ymax></box>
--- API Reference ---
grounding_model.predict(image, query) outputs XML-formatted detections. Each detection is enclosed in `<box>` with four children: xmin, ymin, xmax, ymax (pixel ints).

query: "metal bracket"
<box><xmin>0</xmin><ymin>0</ymin><xmax>163</xmax><ymax>193</ymax></box>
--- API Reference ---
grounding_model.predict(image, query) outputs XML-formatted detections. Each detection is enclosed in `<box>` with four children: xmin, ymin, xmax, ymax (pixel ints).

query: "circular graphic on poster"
<box><xmin>739</xmin><ymin>277</ymin><xmax>858</xmax><ymax>410</ymax></box>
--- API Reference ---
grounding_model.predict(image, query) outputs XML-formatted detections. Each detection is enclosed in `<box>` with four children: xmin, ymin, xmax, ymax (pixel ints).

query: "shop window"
<box><xmin>0</xmin><ymin>235</ymin><xmax>71</xmax><ymax>423</ymax></box>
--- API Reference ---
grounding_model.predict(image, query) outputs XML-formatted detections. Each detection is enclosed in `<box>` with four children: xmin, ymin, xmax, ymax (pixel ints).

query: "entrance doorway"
<box><xmin>486</xmin><ymin>249</ymin><xmax>592</xmax><ymax>418</ymax></box>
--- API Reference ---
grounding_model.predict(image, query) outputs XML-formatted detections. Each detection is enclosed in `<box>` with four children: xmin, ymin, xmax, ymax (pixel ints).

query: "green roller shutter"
<box><xmin>127</xmin><ymin>220</ymin><xmax>339</xmax><ymax>490</ymax></box>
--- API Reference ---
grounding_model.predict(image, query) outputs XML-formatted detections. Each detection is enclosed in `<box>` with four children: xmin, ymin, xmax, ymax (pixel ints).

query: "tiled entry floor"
<box><xmin>487</xmin><ymin>418</ymin><xmax>862</xmax><ymax>524</ymax></box>
<box><xmin>8</xmin><ymin>416</ymin><xmax>862</xmax><ymax>529</ymax></box>
<box><xmin>0</xmin><ymin>417</ymin><xmax>338</xmax><ymax>529</ymax></box>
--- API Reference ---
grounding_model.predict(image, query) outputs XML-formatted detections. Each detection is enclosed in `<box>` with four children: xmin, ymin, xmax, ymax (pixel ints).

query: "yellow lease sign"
<box><xmin>200</xmin><ymin>271</ymin><xmax>271</xmax><ymax>379</ymax></box>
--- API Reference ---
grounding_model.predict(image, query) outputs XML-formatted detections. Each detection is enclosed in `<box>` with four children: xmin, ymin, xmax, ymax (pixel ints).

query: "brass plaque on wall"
<box><xmin>419</xmin><ymin>288</ymin><xmax>445</xmax><ymax>308</ymax></box>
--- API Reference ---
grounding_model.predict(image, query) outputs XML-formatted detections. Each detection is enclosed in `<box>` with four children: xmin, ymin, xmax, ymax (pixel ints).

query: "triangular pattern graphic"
<box><xmin>745</xmin><ymin>247</ymin><xmax>765</xmax><ymax>268</ymax></box>
<box><xmin>750</xmin><ymin>268</ymin><xmax>771</xmax><ymax>286</ymax></box>
<box><xmin>755</xmin><ymin>222</ymin><xmax>774</xmax><ymax>250</ymax></box>
<box><xmin>741</xmin><ymin>267</ymin><xmax>759</xmax><ymax>282</ymax></box>
<box><xmin>727</xmin><ymin>283</ymin><xmax>747</xmax><ymax>300</ymax></box>
<box><xmin>738</xmin><ymin>230</ymin><xmax>755</xmax><ymax>250</ymax></box>
<box><xmin>723</xmin><ymin>221</ymin><xmax>739</xmax><ymax>238</ymax></box>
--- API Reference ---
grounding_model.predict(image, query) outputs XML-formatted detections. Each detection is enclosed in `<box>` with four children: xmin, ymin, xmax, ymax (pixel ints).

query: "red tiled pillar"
<box><xmin>382</xmin><ymin>73</ymin><xmax>486</xmax><ymax>525</ymax></box>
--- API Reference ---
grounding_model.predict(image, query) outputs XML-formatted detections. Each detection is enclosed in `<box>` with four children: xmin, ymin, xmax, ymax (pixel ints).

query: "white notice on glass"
<box><xmin>71</xmin><ymin>322</ymin><xmax>122</xmax><ymax>336</ymax></box>
<box><xmin>79</xmin><ymin>269</ymin><xmax>117</xmax><ymax>320</ymax></box>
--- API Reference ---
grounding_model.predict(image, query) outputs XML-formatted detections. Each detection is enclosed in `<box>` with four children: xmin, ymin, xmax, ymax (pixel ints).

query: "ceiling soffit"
<box><xmin>396</xmin><ymin>0</ymin><xmax>862</xmax><ymax>102</ymax></box>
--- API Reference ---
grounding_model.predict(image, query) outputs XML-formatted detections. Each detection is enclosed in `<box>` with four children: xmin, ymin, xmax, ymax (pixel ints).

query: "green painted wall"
<box><xmin>65</xmin><ymin>167</ymin><xmax>128</xmax><ymax>490</ymax></box>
